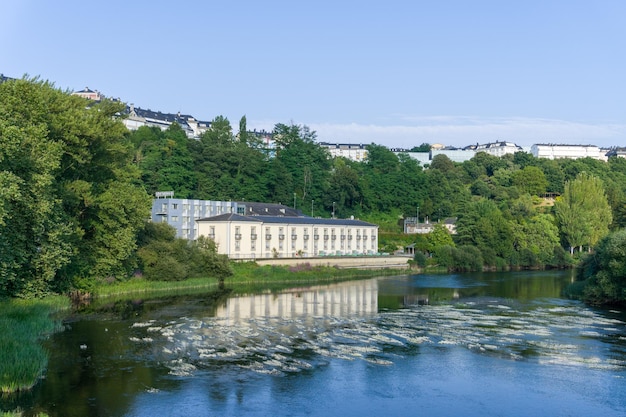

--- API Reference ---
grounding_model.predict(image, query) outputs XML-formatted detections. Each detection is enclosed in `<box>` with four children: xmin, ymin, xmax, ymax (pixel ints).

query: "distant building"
<box><xmin>468</xmin><ymin>141</ymin><xmax>523</xmax><ymax>157</ymax></box>
<box><xmin>72</xmin><ymin>87</ymin><xmax>103</xmax><ymax>101</ymax></box>
<box><xmin>530</xmin><ymin>144</ymin><xmax>608</xmax><ymax>161</ymax></box>
<box><xmin>123</xmin><ymin>104</ymin><xmax>211</xmax><ymax>139</ymax></box>
<box><xmin>403</xmin><ymin>217</ymin><xmax>457</xmax><ymax>234</ymax></box>
<box><xmin>606</xmin><ymin>147</ymin><xmax>626</xmax><ymax>158</ymax></box>
<box><xmin>394</xmin><ymin>151</ymin><xmax>431</xmax><ymax>166</ymax></box>
<box><xmin>431</xmin><ymin>148</ymin><xmax>476</xmax><ymax>163</ymax></box>
<box><xmin>0</xmin><ymin>73</ymin><xmax>16</xmax><ymax>84</ymax></box>
<box><xmin>319</xmin><ymin>142</ymin><xmax>368</xmax><ymax>161</ymax></box>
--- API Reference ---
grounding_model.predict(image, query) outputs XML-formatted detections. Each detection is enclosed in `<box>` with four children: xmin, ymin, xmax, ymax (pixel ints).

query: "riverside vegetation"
<box><xmin>2</xmin><ymin>77</ymin><xmax>626</xmax><ymax>396</ymax></box>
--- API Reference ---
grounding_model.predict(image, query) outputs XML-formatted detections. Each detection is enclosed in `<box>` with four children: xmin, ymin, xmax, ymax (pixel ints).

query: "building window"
<box><xmin>171</xmin><ymin>216</ymin><xmax>179</xmax><ymax>222</ymax></box>
<box><xmin>172</xmin><ymin>204</ymin><xmax>178</xmax><ymax>209</ymax></box>
<box><xmin>209</xmin><ymin>226</ymin><xmax>215</xmax><ymax>239</ymax></box>
<box><xmin>251</xmin><ymin>239</ymin><xmax>256</xmax><ymax>251</ymax></box>
<box><xmin>235</xmin><ymin>240</ymin><xmax>240</xmax><ymax>251</ymax></box>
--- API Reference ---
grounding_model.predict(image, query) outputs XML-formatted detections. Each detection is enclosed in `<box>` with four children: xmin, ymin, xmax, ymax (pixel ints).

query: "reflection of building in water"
<box><xmin>217</xmin><ymin>279</ymin><xmax>378</xmax><ymax>323</ymax></box>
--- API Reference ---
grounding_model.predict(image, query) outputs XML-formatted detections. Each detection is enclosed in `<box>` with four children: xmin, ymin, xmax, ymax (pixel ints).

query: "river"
<box><xmin>3</xmin><ymin>270</ymin><xmax>626</xmax><ymax>416</ymax></box>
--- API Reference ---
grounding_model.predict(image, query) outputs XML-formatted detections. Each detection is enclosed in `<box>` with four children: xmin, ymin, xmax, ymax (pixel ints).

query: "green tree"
<box><xmin>577</xmin><ymin>229</ymin><xmax>626</xmax><ymax>305</ymax></box>
<box><xmin>427</xmin><ymin>224</ymin><xmax>455</xmax><ymax>251</ymax></box>
<box><xmin>0</xmin><ymin>78</ymin><xmax>150</xmax><ymax>296</ymax></box>
<box><xmin>512</xmin><ymin>214</ymin><xmax>560</xmax><ymax>265</ymax></box>
<box><xmin>456</xmin><ymin>198</ymin><xmax>514</xmax><ymax>260</ymax></box>
<box><xmin>554</xmin><ymin>172</ymin><xmax>612</xmax><ymax>254</ymax></box>
<box><xmin>410</xmin><ymin>143</ymin><xmax>431</xmax><ymax>152</ymax></box>
<box><xmin>512</xmin><ymin>166</ymin><xmax>548</xmax><ymax>196</ymax></box>
<box><xmin>267</xmin><ymin>123</ymin><xmax>330</xmax><ymax>208</ymax></box>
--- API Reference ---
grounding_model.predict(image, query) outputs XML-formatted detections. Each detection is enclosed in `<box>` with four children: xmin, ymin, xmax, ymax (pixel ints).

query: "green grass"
<box><xmin>0</xmin><ymin>296</ymin><xmax>69</xmax><ymax>393</ymax></box>
<box><xmin>93</xmin><ymin>261</ymin><xmax>407</xmax><ymax>300</ymax></box>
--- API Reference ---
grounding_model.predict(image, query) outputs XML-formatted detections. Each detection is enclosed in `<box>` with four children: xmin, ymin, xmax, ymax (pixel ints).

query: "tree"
<box><xmin>456</xmin><ymin>198</ymin><xmax>514</xmax><ymax>260</ymax></box>
<box><xmin>410</xmin><ymin>143</ymin><xmax>431</xmax><ymax>152</ymax></box>
<box><xmin>554</xmin><ymin>172</ymin><xmax>612</xmax><ymax>254</ymax></box>
<box><xmin>512</xmin><ymin>166</ymin><xmax>548</xmax><ymax>196</ymax></box>
<box><xmin>266</xmin><ymin>123</ymin><xmax>330</xmax><ymax>207</ymax></box>
<box><xmin>0</xmin><ymin>78</ymin><xmax>151</xmax><ymax>296</ymax></box>
<box><xmin>577</xmin><ymin>229</ymin><xmax>626</xmax><ymax>305</ymax></box>
<box><xmin>427</xmin><ymin>224</ymin><xmax>455</xmax><ymax>251</ymax></box>
<box><xmin>326</xmin><ymin>159</ymin><xmax>363</xmax><ymax>215</ymax></box>
<box><xmin>512</xmin><ymin>214</ymin><xmax>560</xmax><ymax>265</ymax></box>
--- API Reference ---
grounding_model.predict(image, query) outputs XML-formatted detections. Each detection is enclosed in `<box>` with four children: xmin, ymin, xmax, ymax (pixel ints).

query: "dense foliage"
<box><xmin>0</xmin><ymin>79</ymin><xmax>151</xmax><ymax>297</ymax></box>
<box><xmin>4</xmin><ymin>78</ymin><xmax>626</xmax><ymax>299</ymax></box>
<box><xmin>575</xmin><ymin>229</ymin><xmax>626</xmax><ymax>305</ymax></box>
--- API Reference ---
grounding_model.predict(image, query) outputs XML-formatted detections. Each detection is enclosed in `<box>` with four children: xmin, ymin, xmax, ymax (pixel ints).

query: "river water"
<box><xmin>4</xmin><ymin>270</ymin><xmax>626</xmax><ymax>416</ymax></box>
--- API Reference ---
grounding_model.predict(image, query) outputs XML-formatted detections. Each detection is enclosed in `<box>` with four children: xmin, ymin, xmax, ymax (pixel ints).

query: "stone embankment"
<box><xmin>256</xmin><ymin>255</ymin><xmax>411</xmax><ymax>270</ymax></box>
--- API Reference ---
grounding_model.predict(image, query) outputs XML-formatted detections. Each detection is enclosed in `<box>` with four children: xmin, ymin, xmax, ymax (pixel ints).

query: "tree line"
<box><xmin>1</xmin><ymin>78</ymin><xmax>625</xmax><ymax>302</ymax></box>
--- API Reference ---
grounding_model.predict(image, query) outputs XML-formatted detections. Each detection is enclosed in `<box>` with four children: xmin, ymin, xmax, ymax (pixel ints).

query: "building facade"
<box><xmin>197</xmin><ymin>213</ymin><xmax>379</xmax><ymax>259</ymax></box>
<box><xmin>319</xmin><ymin>142</ymin><xmax>368</xmax><ymax>161</ymax></box>
<box><xmin>471</xmin><ymin>141</ymin><xmax>523</xmax><ymax>157</ymax></box>
<box><xmin>152</xmin><ymin>193</ymin><xmax>240</xmax><ymax>240</ymax></box>
<box><xmin>530</xmin><ymin>144</ymin><xmax>608</xmax><ymax>161</ymax></box>
<box><xmin>123</xmin><ymin>104</ymin><xmax>211</xmax><ymax>138</ymax></box>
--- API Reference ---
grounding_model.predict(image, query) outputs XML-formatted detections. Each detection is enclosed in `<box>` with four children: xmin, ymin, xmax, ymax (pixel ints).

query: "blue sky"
<box><xmin>2</xmin><ymin>0</ymin><xmax>625</xmax><ymax>148</ymax></box>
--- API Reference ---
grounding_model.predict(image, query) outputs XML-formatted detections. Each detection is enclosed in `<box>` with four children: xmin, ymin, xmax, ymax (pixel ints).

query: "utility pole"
<box><xmin>416</xmin><ymin>205</ymin><xmax>419</xmax><ymax>233</ymax></box>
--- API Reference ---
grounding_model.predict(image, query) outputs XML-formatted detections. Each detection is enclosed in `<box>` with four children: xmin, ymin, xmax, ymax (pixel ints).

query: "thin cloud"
<box><xmin>248</xmin><ymin>116</ymin><xmax>626</xmax><ymax>149</ymax></box>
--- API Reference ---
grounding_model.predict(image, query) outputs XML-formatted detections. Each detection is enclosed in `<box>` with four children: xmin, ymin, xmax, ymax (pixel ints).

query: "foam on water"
<box><xmin>123</xmin><ymin>295</ymin><xmax>626</xmax><ymax>379</ymax></box>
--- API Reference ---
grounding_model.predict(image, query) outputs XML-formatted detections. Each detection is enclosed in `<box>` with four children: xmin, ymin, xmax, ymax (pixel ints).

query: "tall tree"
<box><xmin>554</xmin><ymin>172</ymin><xmax>612</xmax><ymax>254</ymax></box>
<box><xmin>0</xmin><ymin>78</ymin><xmax>151</xmax><ymax>296</ymax></box>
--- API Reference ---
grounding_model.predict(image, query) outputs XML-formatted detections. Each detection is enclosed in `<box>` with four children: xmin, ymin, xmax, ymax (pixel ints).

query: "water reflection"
<box><xmin>219</xmin><ymin>279</ymin><xmax>378</xmax><ymax>323</ymax></box>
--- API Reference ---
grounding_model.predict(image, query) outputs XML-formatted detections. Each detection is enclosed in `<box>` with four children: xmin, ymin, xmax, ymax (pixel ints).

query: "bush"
<box><xmin>413</xmin><ymin>252</ymin><xmax>428</xmax><ymax>267</ymax></box>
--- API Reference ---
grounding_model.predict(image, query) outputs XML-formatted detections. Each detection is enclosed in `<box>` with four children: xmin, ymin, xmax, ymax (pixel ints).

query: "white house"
<box><xmin>197</xmin><ymin>213</ymin><xmax>379</xmax><ymax>259</ymax></box>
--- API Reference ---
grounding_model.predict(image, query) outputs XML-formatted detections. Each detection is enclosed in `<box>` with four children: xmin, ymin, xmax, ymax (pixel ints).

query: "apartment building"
<box><xmin>197</xmin><ymin>213</ymin><xmax>379</xmax><ymax>259</ymax></box>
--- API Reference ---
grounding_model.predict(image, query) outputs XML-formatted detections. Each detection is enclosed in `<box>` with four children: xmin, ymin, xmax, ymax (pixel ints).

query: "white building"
<box><xmin>473</xmin><ymin>141</ymin><xmax>523</xmax><ymax>157</ymax></box>
<box><xmin>197</xmin><ymin>213</ymin><xmax>379</xmax><ymax>259</ymax></box>
<box><xmin>319</xmin><ymin>143</ymin><xmax>368</xmax><ymax>161</ymax></box>
<box><xmin>530</xmin><ymin>144</ymin><xmax>608</xmax><ymax>161</ymax></box>
<box><xmin>124</xmin><ymin>104</ymin><xmax>211</xmax><ymax>138</ymax></box>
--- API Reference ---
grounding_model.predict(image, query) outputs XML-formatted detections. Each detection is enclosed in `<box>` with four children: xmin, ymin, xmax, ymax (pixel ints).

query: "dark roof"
<box><xmin>238</xmin><ymin>202</ymin><xmax>302</xmax><ymax>217</ymax></box>
<box><xmin>128</xmin><ymin>106</ymin><xmax>210</xmax><ymax>125</ymax></box>
<box><xmin>197</xmin><ymin>213</ymin><xmax>376</xmax><ymax>227</ymax></box>
<box><xmin>0</xmin><ymin>74</ymin><xmax>16</xmax><ymax>84</ymax></box>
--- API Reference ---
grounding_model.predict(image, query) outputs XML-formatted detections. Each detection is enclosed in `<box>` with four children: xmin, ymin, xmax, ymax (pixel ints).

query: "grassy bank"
<box><xmin>0</xmin><ymin>296</ymin><xmax>69</xmax><ymax>393</ymax></box>
<box><xmin>93</xmin><ymin>261</ymin><xmax>408</xmax><ymax>299</ymax></box>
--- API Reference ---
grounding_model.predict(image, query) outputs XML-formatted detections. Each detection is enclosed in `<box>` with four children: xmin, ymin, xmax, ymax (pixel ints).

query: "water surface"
<box><xmin>4</xmin><ymin>270</ymin><xmax>626</xmax><ymax>416</ymax></box>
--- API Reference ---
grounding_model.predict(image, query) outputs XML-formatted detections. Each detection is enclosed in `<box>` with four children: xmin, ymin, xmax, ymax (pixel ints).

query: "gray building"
<box><xmin>151</xmin><ymin>192</ymin><xmax>304</xmax><ymax>240</ymax></box>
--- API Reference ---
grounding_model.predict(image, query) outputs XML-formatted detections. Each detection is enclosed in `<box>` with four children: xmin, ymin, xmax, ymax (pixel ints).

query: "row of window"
<box><xmin>218</xmin><ymin>225</ymin><xmax>377</xmax><ymax>253</ymax></box>
<box><xmin>161</xmin><ymin>203</ymin><xmax>236</xmax><ymax>217</ymax></box>
<box><xmin>229</xmin><ymin>226</ymin><xmax>374</xmax><ymax>239</ymax></box>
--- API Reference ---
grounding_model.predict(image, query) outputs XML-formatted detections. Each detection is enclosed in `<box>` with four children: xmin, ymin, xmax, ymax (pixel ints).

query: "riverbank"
<box><xmin>0</xmin><ymin>262</ymin><xmax>408</xmax><ymax>395</ymax></box>
<box><xmin>0</xmin><ymin>296</ymin><xmax>68</xmax><ymax>394</ymax></box>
